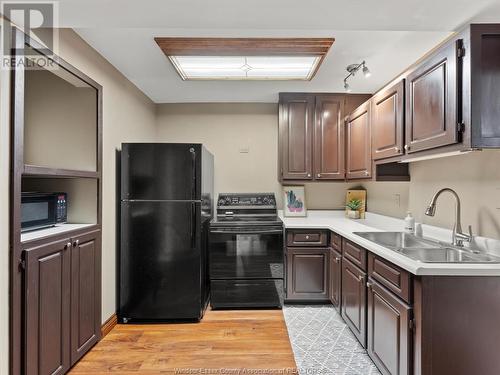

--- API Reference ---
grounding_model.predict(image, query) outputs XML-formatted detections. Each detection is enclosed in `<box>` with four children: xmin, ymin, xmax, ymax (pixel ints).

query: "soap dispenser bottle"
<box><xmin>404</xmin><ymin>212</ymin><xmax>415</xmax><ymax>234</ymax></box>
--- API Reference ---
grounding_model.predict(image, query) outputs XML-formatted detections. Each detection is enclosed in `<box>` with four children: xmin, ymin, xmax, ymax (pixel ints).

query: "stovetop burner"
<box><xmin>210</xmin><ymin>193</ymin><xmax>282</xmax><ymax>228</ymax></box>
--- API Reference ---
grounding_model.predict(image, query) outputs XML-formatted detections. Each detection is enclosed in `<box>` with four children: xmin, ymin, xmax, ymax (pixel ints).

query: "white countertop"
<box><xmin>21</xmin><ymin>223</ymin><xmax>96</xmax><ymax>243</ymax></box>
<box><xmin>279</xmin><ymin>210</ymin><xmax>500</xmax><ymax>276</ymax></box>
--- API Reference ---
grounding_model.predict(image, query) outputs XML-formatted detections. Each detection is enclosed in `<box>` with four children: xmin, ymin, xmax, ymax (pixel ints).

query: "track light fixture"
<box><xmin>344</xmin><ymin>60</ymin><xmax>370</xmax><ymax>91</ymax></box>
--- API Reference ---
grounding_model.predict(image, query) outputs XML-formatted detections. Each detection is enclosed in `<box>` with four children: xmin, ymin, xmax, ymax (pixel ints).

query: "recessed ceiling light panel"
<box><xmin>155</xmin><ymin>37</ymin><xmax>334</xmax><ymax>81</ymax></box>
<box><xmin>169</xmin><ymin>55</ymin><xmax>321</xmax><ymax>80</ymax></box>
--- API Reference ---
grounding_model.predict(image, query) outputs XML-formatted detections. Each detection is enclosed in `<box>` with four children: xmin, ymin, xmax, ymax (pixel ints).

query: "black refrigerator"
<box><xmin>118</xmin><ymin>143</ymin><xmax>214</xmax><ymax>322</ymax></box>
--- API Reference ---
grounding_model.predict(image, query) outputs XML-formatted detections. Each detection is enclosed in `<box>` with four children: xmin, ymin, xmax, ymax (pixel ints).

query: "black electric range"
<box><xmin>209</xmin><ymin>193</ymin><xmax>284</xmax><ymax>309</ymax></box>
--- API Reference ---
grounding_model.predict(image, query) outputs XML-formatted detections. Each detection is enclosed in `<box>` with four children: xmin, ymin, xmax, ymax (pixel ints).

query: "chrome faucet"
<box><xmin>425</xmin><ymin>188</ymin><xmax>473</xmax><ymax>247</ymax></box>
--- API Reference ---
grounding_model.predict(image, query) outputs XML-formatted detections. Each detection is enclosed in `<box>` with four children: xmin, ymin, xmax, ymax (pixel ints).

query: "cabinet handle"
<box><xmin>404</xmin><ymin>144</ymin><xmax>410</xmax><ymax>151</ymax></box>
<box><xmin>358</xmin><ymin>275</ymin><xmax>365</xmax><ymax>283</ymax></box>
<box><xmin>73</xmin><ymin>239</ymin><xmax>79</xmax><ymax>248</ymax></box>
<box><xmin>307</xmin><ymin>173</ymin><xmax>312</xmax><ymax>178</ymax></box>
<box><xmin>395</xmin><ymin>147</ymin><xmax>401</xmax><ymax>153</ymax></box>
<box><xmin>317</xmin><ymin>173</ymin><xmax>321</xmax><ymax>178</ymax></box>
<box><xmin>364</xmin><ymin>171</ymin><xmax>369</xmax><ymax>176</ymax></box>
<box><xmin>305</xmin><ymin>235</ymin><xmax>310</xmax><ymax>240</ymax></box>
<box><xmin>334</xmin><ymin>257</ymin><xmax>341</xmax><ymax>263</ymax></box>
<box><xmin>366</xmin><ymin>281</ymin><xmax>373</xmax><ymax>288</ymax></box>
<box><xmin>64</xmin><ymin>242</ymin><xmax>71</xmax><ymax>250</ymax></box>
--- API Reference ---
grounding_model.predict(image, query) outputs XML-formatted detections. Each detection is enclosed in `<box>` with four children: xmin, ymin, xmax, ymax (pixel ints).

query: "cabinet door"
<box><xmin>329</xmin><ymin>248</ymin><xmax>342</xmax><ymax>310</ymax></box>
<box><xmin>286</xmin><ymin>247</ymin><xmax>329</xmax><ymax>300</ymax></box>
<box><xmin>346</xmin><ymin>100</ymin><xmax>372</xmax><ymax>179</ymax></box>
<box><xmin>372</xmin><ymin>80</ymin><xmax>405</xmax><ymax>160</ymax></box>
<box><xmin>279</xmin><ymin>93</ymin><xmax>314</xmax><ymax>180</ymax></box>
<box><xmin>24</xmin><ymin>238</ymin><xmax>72</xmax><ymax>375</ymax></box>
<box><xmin>406</xmin><ymin>40</ymin><xmax>460</xmax><ymax>153</ymax></box>
<box><xmin>314</xmin><ymin>94</ymin><xmax>345</xmax><ymax>180</ymax></box>
<box><xmin>367</xmin><ymin>279</ymin><xmax>412</xmax><ymax>375</ymax></box>
<box><xmin>71</xmin><ymin>230</ymin><xmax>102</xmax><ymax>364</ymax></box>
<box><xmin>341</xmin><ymin>257</ymin><xmax>367</xmax><ymax>347</ymax></box>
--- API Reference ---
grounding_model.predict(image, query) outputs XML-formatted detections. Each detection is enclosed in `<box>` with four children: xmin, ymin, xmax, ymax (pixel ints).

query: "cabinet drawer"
<box><xmin>211</xmin><ymin>279</ymin><xmax>284</xmax><ymax>309</ymax></box>
<box><xmin>287</xmin><ymin>230</ymin><xmax>328</xmax><ymax>247</ymax></box>
<box><xmin>331</xmin><ymin>232</ymin><xmax>342</xmax><ymax>252</ymax></box>
<box><xmin>368</xmin><ymin>253</ymin><xmax>411</xmax><ymax>303</ymax></box>
<box><xmin>342</xmin><ymin>239</ymin><xmax>367</xmax><ymax>271</ymax></box>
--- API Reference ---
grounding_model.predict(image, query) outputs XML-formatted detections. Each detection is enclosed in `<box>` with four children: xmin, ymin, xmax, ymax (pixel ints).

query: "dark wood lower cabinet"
<box><xmin>70</xmin><ymin>230</ymin><xmax>102</xmax><ymax>365</ymax></box>
<box><xmin>23</xmin><ymin>229</ymin><xmax>102</xmax><ymax>375</ymax></box>
<box><xmin>341</xmin><ymin>257</ymin><xmax>367</xmax><ymax>347</ymax></box>
<box><xmin>286</xmin><ymin>247</ymin><xmax>329</xmax><ymax>300</ymax></box>
<box><xmin>24</xmin><ymin>238</ymin><xmax>72</xmax><ymax>375</ymax></box>
<box><xmin>329</xmin><ymin>248</ymin><xmax>342</xmax><ymax>310</ymax></box>
<box><xmin>367</xmin><ymin>279</ymin><xmax>412</xmax><ymax>375</ymax></box>
<box><xmin>285</xmin><ymin>229</ymin><xmax>500</xmax><ymax>375</ymax></box>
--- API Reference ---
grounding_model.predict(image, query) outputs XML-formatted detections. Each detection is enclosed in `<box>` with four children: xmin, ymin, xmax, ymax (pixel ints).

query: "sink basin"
<box><xmin>353</xmin><ymin>231</ymin><xmax>439</xmax><ymax>249</ymax></box>
<box><xmin>399</xmin><ymin>247</ymin><xmax>475</xmax><ymax>262</ymax></box>
<box><xmin>353</xmin><ymin>231</ymin><xmax>500</xmax><ymax>263</ymax></box>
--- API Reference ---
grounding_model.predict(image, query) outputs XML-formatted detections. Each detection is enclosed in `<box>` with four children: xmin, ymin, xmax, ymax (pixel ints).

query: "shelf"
<box><xmin>21</xmin><ymin>223</ymin><xmax>97</xmax><ymax>244</ymax></box>
<box><xmin>23</xmin><ymin>165</ymin><xmax>99</xmax><ymax>179</ymax></box>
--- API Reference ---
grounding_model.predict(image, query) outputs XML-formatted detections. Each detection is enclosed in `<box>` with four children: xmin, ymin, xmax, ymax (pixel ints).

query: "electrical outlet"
<box><xmin>394</xmin><ymin>194</ymin><xmax>401</xmax><ymax>207</ymax></box>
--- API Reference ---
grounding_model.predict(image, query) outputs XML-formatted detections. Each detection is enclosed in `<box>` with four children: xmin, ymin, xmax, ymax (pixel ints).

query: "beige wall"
<box><xmin>156</xmin><ymin>103</ymin><xmax>283</xmax><ymax>202</ymax></box>
<box><xmin>155</xmin><ymin>103</ymin><xmax>411</xmax><ymax>218</ymax></box>
<box><xmin>0</xmin><ymin>27</ymin><xmax>157</xmax><ymax>375</ymax></box>
<box><xmin>408</xmin><ymin>150</ymin><xmax>500</xmax><ymax>239</ymax></box>
<box><xmin>24</xmin><ymin>69</ymin><xmax>97</xmax><ymax>171</ymax></box>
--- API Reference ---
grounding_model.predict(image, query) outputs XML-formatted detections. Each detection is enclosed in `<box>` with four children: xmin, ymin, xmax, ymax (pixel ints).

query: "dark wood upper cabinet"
<box><xmin>405</xmin><ymin>40</ymin><xmax>460</xmax><ymax>154</ymax></box>
<box><xmin>314</xmin><ymin>95</ymin><xmax>345</xmax><ymax>180</ymax></box>
<box><xmin>329</xmin><ymin>248</ymin><xmax>342</xmax><ymax>310</ymax></box>
<box><xmin>346</xmin><ymin>100</ymin><xmax>372</xmax><ymax>179</ymax></box>
<box><xmin>470</xmin><ymin>24</ymin><xmax>500</xmax><ymax>148</ymax></box>
<box><xmin>341</xmin><ymin>257</ymin><xmax>367</xmax><ymax>347</ymax></box>
<box><xmin>279</xmin><ymin>93</ymin><xmax>314</xmax><ymax>180</ymax></box>
<box><xmin>70</xmin><ymin>230</ymin><xmax>102</xmax><ymax>365</ymax></box>
<box><xmin>367</xmin><ymin>279</ymin><xmax>412</xmax><ymax>375</ymax></box>
<box><xmin>24</xmin><ymin>238</ymin><xmax>72</xmax><ymax>375</ymax></box>
<box><xmin>371</xmin><ymin>80</ymin><xmax>405</xmax><ymax>160</ymax></box>
<box><xmin>279</xmin><ymin>93</ymin><xmax>372</xmax><ymax>182</ymax></box>
<box><xmin>286</xmin><ymin>247</ymin><xmax>329</xmax><ymax>300</ymax></box>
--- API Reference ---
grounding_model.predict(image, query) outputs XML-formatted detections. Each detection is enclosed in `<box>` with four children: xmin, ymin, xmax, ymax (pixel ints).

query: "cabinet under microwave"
<box><xmin>21</xmin><ymin>192</ymin><xmax>67</xmax><ymax>232</ymax></box>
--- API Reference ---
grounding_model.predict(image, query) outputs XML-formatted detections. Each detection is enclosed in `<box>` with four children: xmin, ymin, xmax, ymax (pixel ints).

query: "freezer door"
<box><xmin>119</xmin><ymin>201</ymin><xmax>204</xmax><ymax>321</ymax></box>
<box><xmin>121</xmin><ymin>143</ymin><xmax>201</xmax><ymax>201</ymax></box>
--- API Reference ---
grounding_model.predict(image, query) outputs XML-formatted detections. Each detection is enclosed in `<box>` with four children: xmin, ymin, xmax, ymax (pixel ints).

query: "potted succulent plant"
<box><xmin>346</xmin><ymin>198</ymin><xmax>362</xmax><ymax>219</ymax></box>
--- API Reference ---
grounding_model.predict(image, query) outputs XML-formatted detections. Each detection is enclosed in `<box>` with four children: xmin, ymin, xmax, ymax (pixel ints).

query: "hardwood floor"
<box><xmin>70</xmin><ymin>309</ymin><xmax>297</xmax><ymax>374</ymax></box>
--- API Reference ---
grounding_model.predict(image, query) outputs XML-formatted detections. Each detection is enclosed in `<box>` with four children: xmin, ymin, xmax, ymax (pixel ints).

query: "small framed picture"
<box><xmin>283</xmin><ymin>186</ymin><xmax>307</xmax><ymax>217</ymax></box>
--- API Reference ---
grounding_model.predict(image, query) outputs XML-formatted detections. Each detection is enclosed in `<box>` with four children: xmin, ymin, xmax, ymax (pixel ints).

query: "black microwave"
<box><xmin>21</xmin><ymin>192</ymin><xmax>67</xmax><ymax>232</ymax></box>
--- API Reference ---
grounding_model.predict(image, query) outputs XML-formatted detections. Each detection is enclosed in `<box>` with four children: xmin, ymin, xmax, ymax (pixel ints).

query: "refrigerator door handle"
<box><xmin>190</xmin><ymin>202</ymin><xmax>196</xmax><ymax>249</ymax></box>
<box><xmin>190</xmin><ymin>147</ymin><xmax>196</xmax><ymax>200</ymax></box>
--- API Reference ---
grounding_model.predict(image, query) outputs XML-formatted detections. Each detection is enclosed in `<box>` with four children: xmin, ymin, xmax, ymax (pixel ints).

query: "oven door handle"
<box><xmin>210</xmin><ymin>229</ymin><xmax>283</xmax><ymax>235</ymax></box>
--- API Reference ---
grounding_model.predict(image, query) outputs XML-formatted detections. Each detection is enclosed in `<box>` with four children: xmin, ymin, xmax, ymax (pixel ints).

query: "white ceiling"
<box><xmin>54</xmin><ymin>0</ymin><xmax>500</xmax><ymax>102</ymax></box>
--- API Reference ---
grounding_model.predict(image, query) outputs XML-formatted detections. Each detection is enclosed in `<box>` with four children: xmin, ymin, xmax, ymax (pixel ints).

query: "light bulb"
<box><xmin>363</xmin><ymin>65</ymin><xmax>371</xmax><ymax>78</ymax></box>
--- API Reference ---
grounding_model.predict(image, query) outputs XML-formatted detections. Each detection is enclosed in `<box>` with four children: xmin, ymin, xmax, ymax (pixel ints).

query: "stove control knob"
<box><xmin>263</xmin><ymin>197</ymin><xmax>270</xmax><ymax>204</ymax></box>
<box><xmin>218</xmin><ymin>199</ymin><xmax>225</xmax><ymax>206</ymax></box>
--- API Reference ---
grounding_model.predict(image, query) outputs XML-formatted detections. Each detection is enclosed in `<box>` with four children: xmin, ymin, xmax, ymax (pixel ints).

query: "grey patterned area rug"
<box><xmin>283</xmin><ymin>305</ymin><xmax>380</xmax><ymax>375</ymax></box>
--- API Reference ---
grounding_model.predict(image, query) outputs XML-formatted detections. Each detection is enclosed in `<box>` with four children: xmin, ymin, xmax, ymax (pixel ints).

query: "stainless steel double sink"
<box><xmin>353</xmin><ymin>231</ymin><xmax>500</xmax><ymax>263</ymax></box>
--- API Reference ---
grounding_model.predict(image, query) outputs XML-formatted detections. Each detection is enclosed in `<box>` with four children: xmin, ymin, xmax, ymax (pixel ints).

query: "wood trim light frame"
<box><xmin>154</xmin><ymin>37</ymin><xmax>334</xmax><ymax>81</ymax></box>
